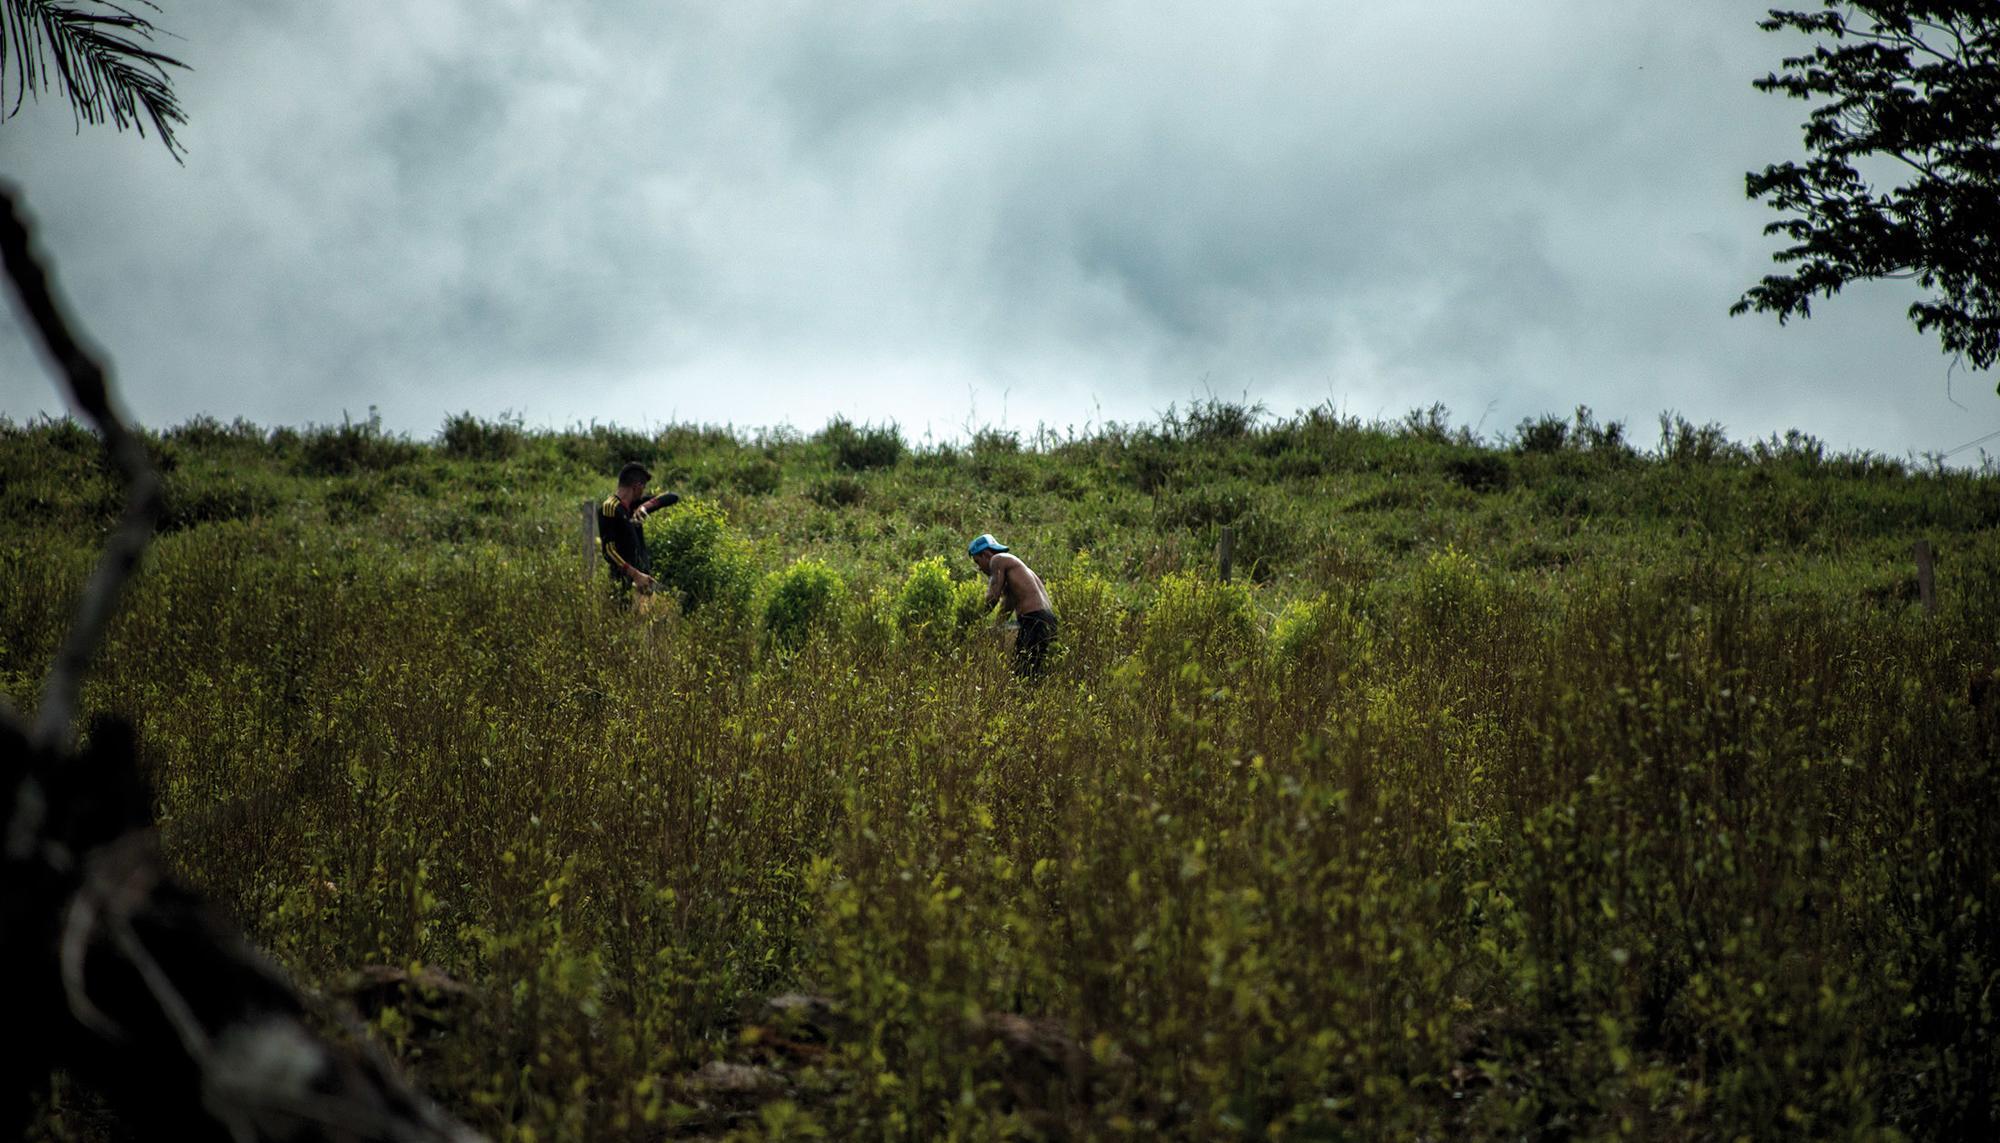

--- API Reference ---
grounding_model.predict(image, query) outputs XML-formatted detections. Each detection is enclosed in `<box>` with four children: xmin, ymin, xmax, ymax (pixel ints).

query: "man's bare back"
<box><xmin>984</xmin><ymin>552</ymin><xmax>1052</xmax><ymax>617</ymax></box>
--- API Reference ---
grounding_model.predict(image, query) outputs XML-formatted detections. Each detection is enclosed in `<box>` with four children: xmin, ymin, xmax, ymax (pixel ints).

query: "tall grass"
<box><xmin>4</xmin><ymin>408</ymin><xmax>1997</xmax><ymax>1139</ymax></box>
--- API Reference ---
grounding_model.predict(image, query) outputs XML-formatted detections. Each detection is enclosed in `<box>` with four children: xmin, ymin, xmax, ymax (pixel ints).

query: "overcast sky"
<box><xmin>1</xmin><ymin>1</ymin><xmax>1993</xmax><ymax>458</ymax></box>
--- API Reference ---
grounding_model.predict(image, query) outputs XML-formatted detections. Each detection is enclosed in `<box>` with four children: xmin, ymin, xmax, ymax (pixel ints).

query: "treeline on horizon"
<box><xmin>3</xmin><ymin>399</ymin><xmax>1990</xmax><ymax>588</ymax></box>
<box><xmin>0</xmin><ymin>396</ymin><xmax>1961</xmax><ymax>477</ymax></box>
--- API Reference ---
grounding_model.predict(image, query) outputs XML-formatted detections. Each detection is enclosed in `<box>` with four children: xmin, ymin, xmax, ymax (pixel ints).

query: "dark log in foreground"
<box><xmin>2</xmin><ymin>182</ymin><xmax>481</xmax><ymax>1142</ymax></box>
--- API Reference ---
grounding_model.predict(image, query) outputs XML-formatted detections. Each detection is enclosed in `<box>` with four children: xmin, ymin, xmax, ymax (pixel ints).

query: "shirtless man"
<box><xmin>967</xmin><ymin>533</ymin><xmax>1058</xmax><ymax>679</ymax></box>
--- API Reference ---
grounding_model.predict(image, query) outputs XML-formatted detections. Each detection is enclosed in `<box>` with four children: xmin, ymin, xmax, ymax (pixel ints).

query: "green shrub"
<box><xmin>1161</xmin><ymin>396</ymin><xmax>1264</xmax><ymax>443</ymax></box>
<box><xmin>159</xmin><ymin>470</ymin><xmax>283</xmax><ymax>532</ymax></box>
<box><xmin>950</xmin><ymin>577</ymin><xmax>991</xmax><ymax>628</ymax></box>
<box><xmin>808</xmin><ymin>473</ymin><xmax>866</xmax><ymax>508</ymax></box>
<box><xmin>167</xmin><ymin>414</ymin><xmax>266</xmax><ymax>453</ymax></box>
<box><xmin>1139</xmin><ymin>570</ymin><xmax>1260</xmax><ymax>686</ymax></box>
<box><xmin>970</xmin><ymin>427</ymin><xmax>1018</xmax><ymax>454</ymax></box>
<box><xmin>325</xmin><ymin>474</ymin><xmax>387</xmax><ymax>525</ymax></box>
<box><xmin>554</xmin><ymin>423</ymin><xmax>658</xmax><ymax>472</ymax></box>
<box><xmin>818</xmin><ymin>416</ymin><xmax>904</xmax><ymax>470</ymax></box>
<box><xmin>1658</xmin><ymin>412</ymin><xmax>1743</xmax><ymax>466</ymax></box>
<box><xmin>1046</xmin><ymin>552</ymin><xmax>1124</xmax><ymax>676</ymax></box>
<box><xmin>648</xmin><ymin>499</ymin><xmax>755</xmax><ymax>617</ymax></box>
<box><xmin>1156</xmin><ymin>482</ymin><xmax>1254</xmax><ymax>531</ymax></box>
<box><xmin>1443</xmin><ymin>451</ymin><xmax>1511</xmax><ymax>492</ymax></box>
<box><xmin>439</xmin><ymin>411</ymin><xmax>524</xmax><ymax>461</ymax></box>
<box><xmin>1271</xmin><ymin>591</ymin><xmax>1371</xmax><ymax>684</ymax></box>
<box><xmin>1409</xmin><ymin>545</ymin><xmax>1493</xmax><ymax>644</ymax></box>
<box><xmin>761</xmin><ymin>558</ymin><xmax>848</xmax><ymax>652</ymax></box>
<box><xmin>296</xmin><ymin>409</ymin><xmax>421</xmax><ymax>476</ymax></box>
<box><xmin>894</xmin><ymin>556</ymin><xmax>984</xmax><ymax>645</ymax></box>
<box><xmin>1515</xmin><ymin>414</ymin><xmax>1571</xmax><ymax>454</ymax></box>
<box><xmin>733</xmin><ymin>456</ymin><xmax>782</xmax><ymax>496</ymax></box>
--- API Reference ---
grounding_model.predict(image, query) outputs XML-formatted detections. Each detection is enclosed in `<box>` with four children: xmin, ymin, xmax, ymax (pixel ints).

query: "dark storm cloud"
<box><xmin>0</xmin><ymin>1</ymin><xmax>1988</xmax><ymax>455</ymax></box>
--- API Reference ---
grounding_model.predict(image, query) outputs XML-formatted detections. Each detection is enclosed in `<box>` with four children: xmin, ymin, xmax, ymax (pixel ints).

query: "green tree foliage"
<box><xmin>1</xmin><ymin>0</ymin><xmax>187</xmax><ymax>158</ymax></box>
<box><xmin>1734</xmin><ymin>2</ymin><xmax>2000</xmax><ymax>372</ymax></box>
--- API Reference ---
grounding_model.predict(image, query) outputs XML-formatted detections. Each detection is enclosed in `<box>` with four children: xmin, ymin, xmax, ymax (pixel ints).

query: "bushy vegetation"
<box><xmin>4</xmin><ymin>403</ymin><xmax>1999</xmax><ymax>1139</ymax></box>
<box><xmin>761</xmin><ymin>558</ymin><xmax>848</xmax><ymax>653</ymax></box>
<box><xmin>441</xmin><ymin>410</ymin><xmax>526</xmax><ymax>462</ymax></box>
<box><xmin>648</xmin><ymin>499</ymin><xmax>756</xmax><ymax>619</ymax></box>
<box><xmin>817</xmin><ymin>416</ymin><xmax>905</xmax><ymax>471</ymax></box>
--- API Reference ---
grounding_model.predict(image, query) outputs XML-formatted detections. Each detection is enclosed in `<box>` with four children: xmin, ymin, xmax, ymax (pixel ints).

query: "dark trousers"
<box><xmin>1014</xmin><ymin>610</ymin><xmax>1058</xmax><ymax>679</ymax></box>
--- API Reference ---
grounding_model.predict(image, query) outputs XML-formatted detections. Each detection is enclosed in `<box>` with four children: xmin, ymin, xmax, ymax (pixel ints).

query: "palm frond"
<box><xmin>2</xmin><ymin>0</ymin><xmax>187</xmax><ymax>160</ymax></box>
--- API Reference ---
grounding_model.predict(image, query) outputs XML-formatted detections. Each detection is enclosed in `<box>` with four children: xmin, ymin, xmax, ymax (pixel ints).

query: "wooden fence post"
<box><xmin>1219</xmin><ymin>525</ymin><xmax>1235</xmax><ymax>583</ymax></box>
<box><xmin>581</xmin><ymin>499</ymin><xmax>597</xmax><ymax>583</ymax></box>
<box><xmin>1914</xmin><ymin>538</ymin><xmax>1937</xmax><ymax>616</ymax></box>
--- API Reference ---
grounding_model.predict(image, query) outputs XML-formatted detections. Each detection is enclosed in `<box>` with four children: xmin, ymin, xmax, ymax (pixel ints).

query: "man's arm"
<box><xmin>984</xmin><ymin>556</ymin><xmax>1016</xmax><ymax>621</ymax></box>
<box><xmin>633</xmin><ymin>491</ymin><xmax>680</xmax><ymax>522</ymax></box>
<box><xmin>605</xmin><ymin>543</ymin><xmax>654</xmax><ymax>589</ymax></box>
<box><xmin>600</xmin><ymin>534</ymin><xmax>653</xmax><ymax>588</ymax></box>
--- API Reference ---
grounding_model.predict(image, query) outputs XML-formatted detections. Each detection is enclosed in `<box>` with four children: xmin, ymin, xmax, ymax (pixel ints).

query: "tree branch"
<box><xmin>0</xmin><ymin>183</ymin><xmax>162</xmax><ymax>753</ymax></box>
<box><xmin>2</xmin><ymin>182</ymin><xmax>485</xmax><ymax>1141</ymax></box>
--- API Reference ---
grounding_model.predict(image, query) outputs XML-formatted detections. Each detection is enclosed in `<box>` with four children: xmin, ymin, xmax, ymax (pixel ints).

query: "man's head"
<box><xmin>616</xmin><ymin>461</ymin><xmax>652</xmax><ymax>504</ymax></box>
<box><xmin>967</xmin><ymin>533</ymin><xmax>1008</xmax><ymax>573</ymax></box>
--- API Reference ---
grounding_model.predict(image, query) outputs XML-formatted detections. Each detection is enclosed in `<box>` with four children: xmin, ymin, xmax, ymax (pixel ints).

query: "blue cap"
<box><xmin>967</xmin><ymin>533</ymin><xmax>1009</xmax><ymax>557</ymax></box>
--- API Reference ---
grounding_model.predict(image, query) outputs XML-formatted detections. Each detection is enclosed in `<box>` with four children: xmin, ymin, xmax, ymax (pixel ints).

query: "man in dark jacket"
<box><xmin>601</xmin><ymin>462</ymin><xmax>679</xmax><ymax>598</ymax></box>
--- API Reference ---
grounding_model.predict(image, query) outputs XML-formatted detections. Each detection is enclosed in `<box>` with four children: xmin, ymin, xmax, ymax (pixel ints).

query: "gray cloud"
<box><xmin>1</xmin><ymin>0</ymin><xmax>1989</xmax><ymax>455</ymax></box>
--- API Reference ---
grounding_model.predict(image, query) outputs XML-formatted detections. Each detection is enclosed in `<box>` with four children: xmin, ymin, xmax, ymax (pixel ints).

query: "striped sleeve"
<box><xmin>599</xmin><ymin>497</ymin><xmax>633</xmax><ymax>571</ymax></box>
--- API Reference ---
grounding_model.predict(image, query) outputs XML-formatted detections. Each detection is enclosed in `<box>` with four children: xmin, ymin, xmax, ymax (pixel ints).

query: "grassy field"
<box><xmin>4</xmin><ymin>403</ymin><xmax>1998</xmax><ymax>1140</ymax></box>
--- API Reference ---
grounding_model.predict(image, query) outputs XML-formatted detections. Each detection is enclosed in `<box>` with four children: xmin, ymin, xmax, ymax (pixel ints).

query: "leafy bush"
<box><xmin>761</xmin><ymin>558</ymin><xmax>849</xmax><ymax>652</ymax></box>
<box><xmin>1409</xmin><ymin>544</ymin><xmax>1493</xmax><ymax>647</ymax></box>
<box><xmin>159</xmin><ymin>470</ymin><xmax>283</xmax><ymax>532</ymax></box>
<box><xmin>819</xmin><ymin>416</ymin><xmax>904</xmax><ymax>470</ymax></box>
<box><xmin>1515</xmin><ymin>414</ymin><xmax>1570</xmax><ymax>454</ymax></box>
<box><xmin>1400</xmin><ymin>401</ymin><xmax>1473</xmax><ymax>445</ymax></box>
<box><xmin>555</xmin><ymin>423</ymin><xmax>658</xmax><ymax>473</ymax></box>
<box><xmin>1270</xmin><ymin>591</ymin><xmax>1371</xmax><ymax>685</ymax></box>
<box><xmin>1156</xmin><ymin>482</ymin><xmax>1254</xmax><ymax>531</ymax></box>
<box><xmin>970</xmin><ymin>428</ymin><xmax>1019</xmax><ymax>454</ymax></box>
<box><xmin>31</xmin><ymin>414</ymin><xmax>98</xmax><ymax>458</ymax></box>
<box><xmin>1160</xmin><ymin>396</ymin><xmax>1265</xmax><ymax>443</ymax></box>
<box><xmin>733</xmin><ymin>456</ymin><xmax>782</xmax><ymax>495</ymax></box>
<box><xmin>1139</xmin><ymin>570</ymin><xmax>1260</xmax><ymax>687</ymax></box>
<box><xmin>808</xmin><ymin>474</ymin><xmax>866</xmax><ymax>508</ymax></box>
<box><xmin>1658</xmin><ymin>412</ymin><xmax>1742</xmax><ymax>466</ymax></box>
<box><xmin>1539</xmin><ymin>476</ymin><xmax>1594</xmax><ymax>518</ymax></box>
<box><xmin>324</xmin><ymin>474</ymin><xmax>386</xmax><ymax>525</ymax></box>
<box><xmin>1443</xmin><ymin>451</ymin><xmax>1511</xmax><ymax>492</ymax></box>
<box><xmin>296</xmin><ymin>409</ymin><xmax>421</xmax><ymax>476</ymax></box>
<box><xmin>1046</xmin><ymin>553</ymin><xmax>1123</xmax><ymax>676</ymax></box>
<box><xmin>167</xmin><ymin>414</ymin><xmax>266</xmax><ymax>453</ymax></box>
<box><xmin>1121</xmin><ymin>440</ymin><xmax>1177</xmax><ymax>493</ymax></box>
<box><xmin>439</xmin><ymin>411</ymin><xmax>524</xmax><ymax>461</ymax></box>
<box><xmin>893</xmin><ymin>556</ymin><xmax>985</xmax><ymax>645</ymax></box>
<box><xmin>648</xmin><ymin>499</ymin><xmax>754</xmax><ymax>617</ymax></box>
